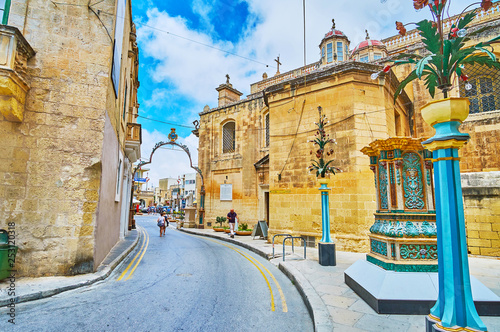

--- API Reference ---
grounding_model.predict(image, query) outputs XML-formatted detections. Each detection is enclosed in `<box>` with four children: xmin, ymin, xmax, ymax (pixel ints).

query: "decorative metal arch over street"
<box><xmin>129</xmin><ymin>128</ymin><xmax>205</xmax><ymax>228</ymax></box>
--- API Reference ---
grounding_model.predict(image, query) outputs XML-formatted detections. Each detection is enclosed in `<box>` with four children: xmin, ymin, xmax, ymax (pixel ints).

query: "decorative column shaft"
<box><xmin>421</xmin><ymin>98</ymin><xmax>486</xmax><ymax>332</ymax></box>
<box><xmin>319</xmin><ymin>178</ymin><xmax>332</xmax><ymax>243</ymax></box>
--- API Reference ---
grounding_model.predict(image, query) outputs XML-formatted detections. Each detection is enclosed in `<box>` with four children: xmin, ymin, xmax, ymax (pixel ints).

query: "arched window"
<box><xmin>459</xmin><ymin>64</ymin><xmax>500</xmax><ymax>114</ymax></box>
<box><xmin>222</xmin><ymin>121</ymin><xmax>236</xmax><ymax>153</ymax></box>
<box><xmin>265</xmin><ymin>113</ymin><xmax>270</xmax><ymax>147</ymax></box>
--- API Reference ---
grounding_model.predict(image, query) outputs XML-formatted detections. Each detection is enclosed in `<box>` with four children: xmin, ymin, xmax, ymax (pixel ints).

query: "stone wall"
<box><xmin>198</xmin><ymin>96</ymin><xmax>267</xmax><ymax>227</ymax></box>
<box><xmin>462</xmin><ymin>172</ymin><xmax>500</xmax><ymax>257</ymax></box>
<box><xmin>0</xmin><ymin>0</ymin><xmax>137</xmax><ymax>276</ymax></box>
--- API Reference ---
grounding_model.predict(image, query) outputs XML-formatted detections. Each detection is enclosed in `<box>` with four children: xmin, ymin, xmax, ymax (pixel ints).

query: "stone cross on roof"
<box><xmin>274</xmin><ymin>55</ymin><xmax>282</xmax><ymax>76</ymax></box>
<box><xmin>226</xmin><ymin>74</ymin><xmax>230</xmax><ymax>84</ymax></box>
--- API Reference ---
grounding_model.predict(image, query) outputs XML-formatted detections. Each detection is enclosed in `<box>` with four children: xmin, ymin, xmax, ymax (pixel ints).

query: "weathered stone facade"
<box><xmin>198</xmin><ymin>5</ymin><xmax>500</xmax><ymax>257</ymax></box>
<box><xmin>0</xmin><ymin>0</ymin><xmax>141</xmax><ymax>276</ymax></box>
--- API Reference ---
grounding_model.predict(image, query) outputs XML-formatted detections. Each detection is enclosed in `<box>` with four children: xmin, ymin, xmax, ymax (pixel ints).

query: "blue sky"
<box><xmin>129</xmin><ymin>0</ymin><xmax>476</xmax><ymax>186</ymax></box>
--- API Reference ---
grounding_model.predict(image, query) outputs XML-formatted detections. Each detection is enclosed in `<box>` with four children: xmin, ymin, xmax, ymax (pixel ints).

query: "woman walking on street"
<box><xmin>158</xmin><ymin>212</ymin><xmax>167</xmax><ymax>237</ymax></box>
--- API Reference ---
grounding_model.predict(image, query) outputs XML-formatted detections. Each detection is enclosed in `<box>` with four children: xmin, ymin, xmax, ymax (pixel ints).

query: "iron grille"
<box><xmin>222</xmin><ymin>122</ymin><xmax>235</xmax><ymax>153</ymax></box>
<box><xmin>265</xmin><ymin>113</ymin><xmax>270</xmax><ymax>147</ymax></box>
<box><xmin>459</xmin><ymin>64</ymin><xmax>500</xmax><ymax>114</ymax></box>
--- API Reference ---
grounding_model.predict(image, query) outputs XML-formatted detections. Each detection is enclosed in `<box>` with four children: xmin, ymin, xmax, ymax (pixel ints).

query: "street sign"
<box><xmin>252</xmin><ymin>221</ymin><xmax>268</xmax><ymax>239</ymax></box>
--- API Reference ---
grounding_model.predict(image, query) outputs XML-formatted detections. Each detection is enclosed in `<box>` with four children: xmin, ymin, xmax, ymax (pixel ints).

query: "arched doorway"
<box><xmin>129</xmin><ymin>129</ymin><xmax>205</xmax><ymax>229</ymax></box>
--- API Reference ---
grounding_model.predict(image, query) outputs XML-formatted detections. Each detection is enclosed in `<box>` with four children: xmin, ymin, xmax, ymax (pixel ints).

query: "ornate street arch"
<box><xmin>130</xmin><ymin>128</ymin><xmax>205</xmax><ymax>227</ymax></box>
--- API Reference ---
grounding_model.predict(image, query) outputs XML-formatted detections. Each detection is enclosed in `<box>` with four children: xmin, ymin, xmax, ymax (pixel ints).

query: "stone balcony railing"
<box><xmin>125</xmin><ymin>122</ymin><xmax>141</xmax><ymax>163</ymax></box>
<box><xmin>0</xmin><ymin>25</ymin><xmax>35</xmax><ymax>122</ymax></box>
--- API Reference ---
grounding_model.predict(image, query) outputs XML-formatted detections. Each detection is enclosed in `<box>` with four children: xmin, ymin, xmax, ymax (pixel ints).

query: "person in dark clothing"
<box><xmin>227</xmin><ymin>209</ymin><xmax>237</xmax><ymax>238</ymax></box>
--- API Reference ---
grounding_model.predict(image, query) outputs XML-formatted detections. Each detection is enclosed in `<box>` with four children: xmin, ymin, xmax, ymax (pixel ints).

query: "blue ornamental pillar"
<box><xmin>319</xmin><ymin>178</ymin><xmax>332</xmax><ymax>243</ymax></box>
<box><xmin>421</xmin><ymin>98</ymin><xmax>486</xmax><ymax>332</ymax></box>
<box><xmin>318</xmin><ymin>178</ymin><xmax>335</xmax><ymax>266</ymax></box>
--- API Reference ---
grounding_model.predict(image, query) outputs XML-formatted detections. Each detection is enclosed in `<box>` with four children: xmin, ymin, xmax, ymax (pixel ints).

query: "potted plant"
<box><xmin>236</xmin><ymin>223</ymin><xmax>253</xmax><ymax>236</ymax></box>
<box><xmin>213</xmin><ymin>216</ymin><xmax>226</xmax><ymax>232</ymax></box>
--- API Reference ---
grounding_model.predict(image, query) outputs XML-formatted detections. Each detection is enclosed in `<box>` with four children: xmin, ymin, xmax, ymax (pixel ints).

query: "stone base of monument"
<box><xmin>318</xmin><ymin>242</ymin><xmax>336</xmax><ymax>266</ymax></box>
<box><xmin>344</xmin><ymin>260</ymin><xmax>500</xmax><ymax>316</ymax></box>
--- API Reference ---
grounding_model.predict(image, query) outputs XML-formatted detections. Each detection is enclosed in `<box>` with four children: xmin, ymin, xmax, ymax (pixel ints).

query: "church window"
<box><xmin>327</xmin><ymin>43</ymin><xmax>333</xmax><ymax>63</ymax></box>
<box><xmin>222</xmin><ymin>121</ymin><xmax>236</xmax><ymax>153</ymax></box>
<box><xmin>374</xmin><ymin>53</ymin><xmax>382</xmax><ymax>60</ymax></box>
<box><xmin>360</xmin><ymin>54</ymin><xmax>369</xmax><ymax>63</ymax></box>
<box><xmin>459</xmin><ymin>64</ymin><xmax>499</xmax><ymax>114</ymax></box>
<box><xmin>337</xmin><ymin>42</ymin><xmax>343</xmax><ymax>61</ymax></box>
<box><xmin>0</xmin><ymin>0</ymin><xmax>11</xmax><ymax>24</ymax></box>
<box><xmin>265</xmin><ymin>113</ymin><xmax>270</xmax><ymax>147</ymax></box>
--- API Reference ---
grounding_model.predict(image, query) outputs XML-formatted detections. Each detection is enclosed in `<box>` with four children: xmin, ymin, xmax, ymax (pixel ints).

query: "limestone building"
<box><xmin>0</xmin><ymin>0</ymin><xmax>142</xmax><ymax>276</ymax></box>
<box><xmin>197</xmin><ymin>7</ymin><xmax>500</xmax><ymax>257</ymax></box>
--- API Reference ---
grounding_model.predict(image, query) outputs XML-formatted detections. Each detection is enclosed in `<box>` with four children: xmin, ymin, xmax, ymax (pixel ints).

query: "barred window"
<box><xmin>265</xmin><ymin>113</ymin><xmax>270</xmax><ymax>147</ymax></box>
<box><xmin>222</xmin><ymin>122</ymin><xmax>235</xmax><ymax>153</ymax></box>
<box><xmin>459</xmin><ymin>64</ymin><xmax>499</xmax><ymax>114</ymax></box>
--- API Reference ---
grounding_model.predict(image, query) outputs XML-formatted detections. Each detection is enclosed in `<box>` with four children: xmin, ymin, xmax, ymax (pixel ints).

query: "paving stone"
<box><xmin>327</xmin><ymin>305</ymin><xmax>364</xmax><ymax>326</ymax></box>
<box><xmin>354</xmin><ymin>313</ymin><xmax>413</xmax><ymax>331</ymax></box>
<box><xmin>322</xmin><ymin>294</ymin><xmax>358</xmax><ymax>309</ymax></box>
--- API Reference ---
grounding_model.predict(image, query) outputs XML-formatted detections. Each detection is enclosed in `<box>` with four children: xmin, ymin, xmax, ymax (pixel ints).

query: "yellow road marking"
<box><xmin>117</xmin><ymin>227</ymin><xmax>145</xmax><ymax>281</ymax></box>
<box><xmin>125</xmin><ymin>227</ymin><xmax>150</xmax><ymax>280</ymax></box>
<box><xmin>205</xmin><ymin>237</ymin><xmax>288</xmax><ymax>312</ymax></box>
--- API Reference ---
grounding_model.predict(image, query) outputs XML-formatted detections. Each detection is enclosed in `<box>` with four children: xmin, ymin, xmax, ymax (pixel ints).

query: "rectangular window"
<box><xmin>0</xmin><ymin>0</ymin><xmax>11</xmax><ymax>25</ymax></box>
<box><xmin>321</xmin><ymin>47</ymin><xmax>325</xmax><ymax>61</ymax></box>
<box><xmin>122</xmin><ymin>83</ymin><xmax>128</xmax><ymax>120</ymax></box>
<box><xmin>326</xmin><ymin>43</ymin><xmax>333</xmax><ymax>63</ymax></box>
<box><xmin>337</xmin><ymin>42</ymin><xmax>343</xmax><ymax>61</ymax></box>
<box><xmin>265</xmin><ymin>113</ymin><xmax>270</xmax><ymax>147</ymax></box>
<box><xmin>222</xmin><ymin>122</ymin><xmax>236</xmax><ymax>153</ymax></box>
<box><xmin>374</xmin><ymin>53</ymin><xmax>382</xmax><ymax>60</ymax></box>
<box><xmin>360</xmin><ymin>55</ymin><xmax>369</xmax><ymax>63</ymax></box>
<box><xmin>111</xmin><ymin>0</ymin><xmax>126</xmax><ymax>97</ymax></box>
<box><xmin>301</xmin><ymin>235</ymin><xmax>316</xmax><ymax>248</ymax></box>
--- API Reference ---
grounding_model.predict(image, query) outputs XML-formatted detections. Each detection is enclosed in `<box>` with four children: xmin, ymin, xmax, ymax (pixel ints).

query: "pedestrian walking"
<box><xmin>157</xmin><ymin>212</ymin><xmax>167</xmax><ymax>237</ymax></box>
<box><xmin>227</xmin><ymin>208</ymin><xmax>237</xmax><ymax>238</ymax></box>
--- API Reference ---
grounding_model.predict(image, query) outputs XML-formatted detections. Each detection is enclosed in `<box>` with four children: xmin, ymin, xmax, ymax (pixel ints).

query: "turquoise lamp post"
<box><xmin>421</xmin><ymin>98</ymin><xmax>486</xmax><ymax>332</ymax></box>
<box><xmin>308</xmin><ymin>106</ymin><xmax>340</xmax><ymax>266</ymax></box>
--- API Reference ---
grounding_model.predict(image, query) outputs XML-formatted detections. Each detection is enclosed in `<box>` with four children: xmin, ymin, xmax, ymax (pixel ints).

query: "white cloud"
<box><xmin>138</xmin><ymin>128</ymin><xmax>199</xmax><ymax>188</ymax></box>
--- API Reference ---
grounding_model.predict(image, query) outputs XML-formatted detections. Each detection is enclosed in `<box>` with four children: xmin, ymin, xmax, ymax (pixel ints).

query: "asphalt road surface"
<box><xmin>1</xmin><ymin>215</ymin><xmax>313</xmax><ymax>331</ymax></box>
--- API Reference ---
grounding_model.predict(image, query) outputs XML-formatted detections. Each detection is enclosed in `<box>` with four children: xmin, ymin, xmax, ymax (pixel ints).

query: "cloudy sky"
<box><xmin>130</xmin><ymin>0</ymin><xmax>474</xmax><ymax>187</ymax></box>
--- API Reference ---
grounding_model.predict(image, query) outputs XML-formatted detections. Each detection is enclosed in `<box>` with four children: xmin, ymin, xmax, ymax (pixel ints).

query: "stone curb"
<box><xmin>178</xmin><ymin>228</ymin><xmax>332</xmax><ymax>332</ymax></box>
<box><xmin>0</xmin><ymin>229</ymin><xmax>141</xmax><ymax>307</ymax></box>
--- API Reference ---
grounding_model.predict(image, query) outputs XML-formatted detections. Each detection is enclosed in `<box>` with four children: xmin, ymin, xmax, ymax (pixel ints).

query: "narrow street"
<box><xmin>1</xmin><ymin>215</ymin><xmax>313</xmax><ymax>332</ymax></box>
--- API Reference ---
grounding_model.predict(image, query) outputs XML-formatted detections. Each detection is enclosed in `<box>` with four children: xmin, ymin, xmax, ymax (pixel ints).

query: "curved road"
<box><xmin>2</xmin><ymin>215</ymin><xmax>313</xmax><ymax>331</ymax></box>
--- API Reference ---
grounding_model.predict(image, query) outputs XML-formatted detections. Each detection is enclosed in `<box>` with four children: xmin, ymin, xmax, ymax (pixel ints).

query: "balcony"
<box><xmin>0</xmin><ymin>25</ymin><xmax>35</xmax><ymax>122</ymax></box>
<box><xmin>125</xmin><ymin>122</ymin><xmax>142</xmax><ymax>163</ymax></box>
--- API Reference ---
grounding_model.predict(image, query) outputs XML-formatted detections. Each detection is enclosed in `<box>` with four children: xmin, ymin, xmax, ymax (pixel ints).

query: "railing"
<box><xmin>282</xmin><ymin>236</ymin><xmax>306</xmax><ymax>262</ymax></box>
<box><xmin>272</xmin><ymin>234</ymin><xmax>292</xmax><ymax>258</ymax></box>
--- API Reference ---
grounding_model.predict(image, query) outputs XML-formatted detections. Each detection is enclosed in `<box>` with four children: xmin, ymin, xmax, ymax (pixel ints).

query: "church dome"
<box><xmin>319</xmin><ymin>19</ymin><xmax>350</xmax><ymax>66</ymax></box>
<box><xmin>351</xmin><ymin>30</ymin><xmax>387</xmax><ymax>63</ymax></box>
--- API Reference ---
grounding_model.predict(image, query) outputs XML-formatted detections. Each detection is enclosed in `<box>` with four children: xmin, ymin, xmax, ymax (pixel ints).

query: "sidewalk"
<box><xmin>179</xmin><ymin>227</ymin><xmax>500</xmax><ymax>332</ymax></box>
<box><xmin>0</xmin><ymin>228</ymin><xmax>140</xmax><ymax>307</ymax></box>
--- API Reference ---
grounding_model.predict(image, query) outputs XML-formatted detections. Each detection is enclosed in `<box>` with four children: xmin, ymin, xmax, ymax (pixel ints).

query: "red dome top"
<box><xmin>324</xmin><ymin>29</ymin><xmax>347</xmax><ymax>39</ymax></box>
<box><xmin>352</xmin><ymin>39</ymin><xmax>385</xmax><ymax>54</ymax></box>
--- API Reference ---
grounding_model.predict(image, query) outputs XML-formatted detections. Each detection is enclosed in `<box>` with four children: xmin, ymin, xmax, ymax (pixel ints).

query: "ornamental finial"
<box><xmin>331</xmin><ymin>19</ymin><xmax>335</xmax><ymax>29</ymax></box>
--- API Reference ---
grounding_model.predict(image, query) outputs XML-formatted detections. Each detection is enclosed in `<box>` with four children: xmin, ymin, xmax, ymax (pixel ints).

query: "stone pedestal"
<box><xmin>318</xmin><ymin>242</ymin><xmax>336</xmax><ymax>266</ymax></box>
<box><xmin>183</xmin><ymin>207</ymin><xmax>197</xmax><ymax>228</ymax></box>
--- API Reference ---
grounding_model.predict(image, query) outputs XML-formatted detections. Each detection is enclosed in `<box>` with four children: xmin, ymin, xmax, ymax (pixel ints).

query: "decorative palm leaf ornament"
<box><xmin>377</xmin><ymin>0</ymin><xmax>500</xmax><ymax>101</ymax></box>
<box><xmin>308</xmin><ymin>106</ymin><xmax>341</xmax><ymax>178</ymax></box>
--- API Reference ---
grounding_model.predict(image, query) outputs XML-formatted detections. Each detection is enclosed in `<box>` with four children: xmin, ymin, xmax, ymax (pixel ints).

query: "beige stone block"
<box><xmin>467</xmin><ymin>230</ymin><xmax>479</xmax><ymax>239</ymax></box>
<box><xmin>466</xmin><ymin>222</ymin><xmax>492</xmax><ymax>231</ymax></box>
<box><xmin>479</xmin><ymin>231</ymin><xmax>499</xmax><ymax>240</ymax></box>
<box><xmin>467</xmin><ymin>238</ymin><xmax>491</xmax><ymax>248</ymax></box>
<box><xmin>468</xmin><ymin>247</ymin><xmax>481</xmax><ymax>255</ymax></box>
<box><xmin>479</xmin><ymin>247</ymin><xmax>500</xmax><ymax>257</ymax></box>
